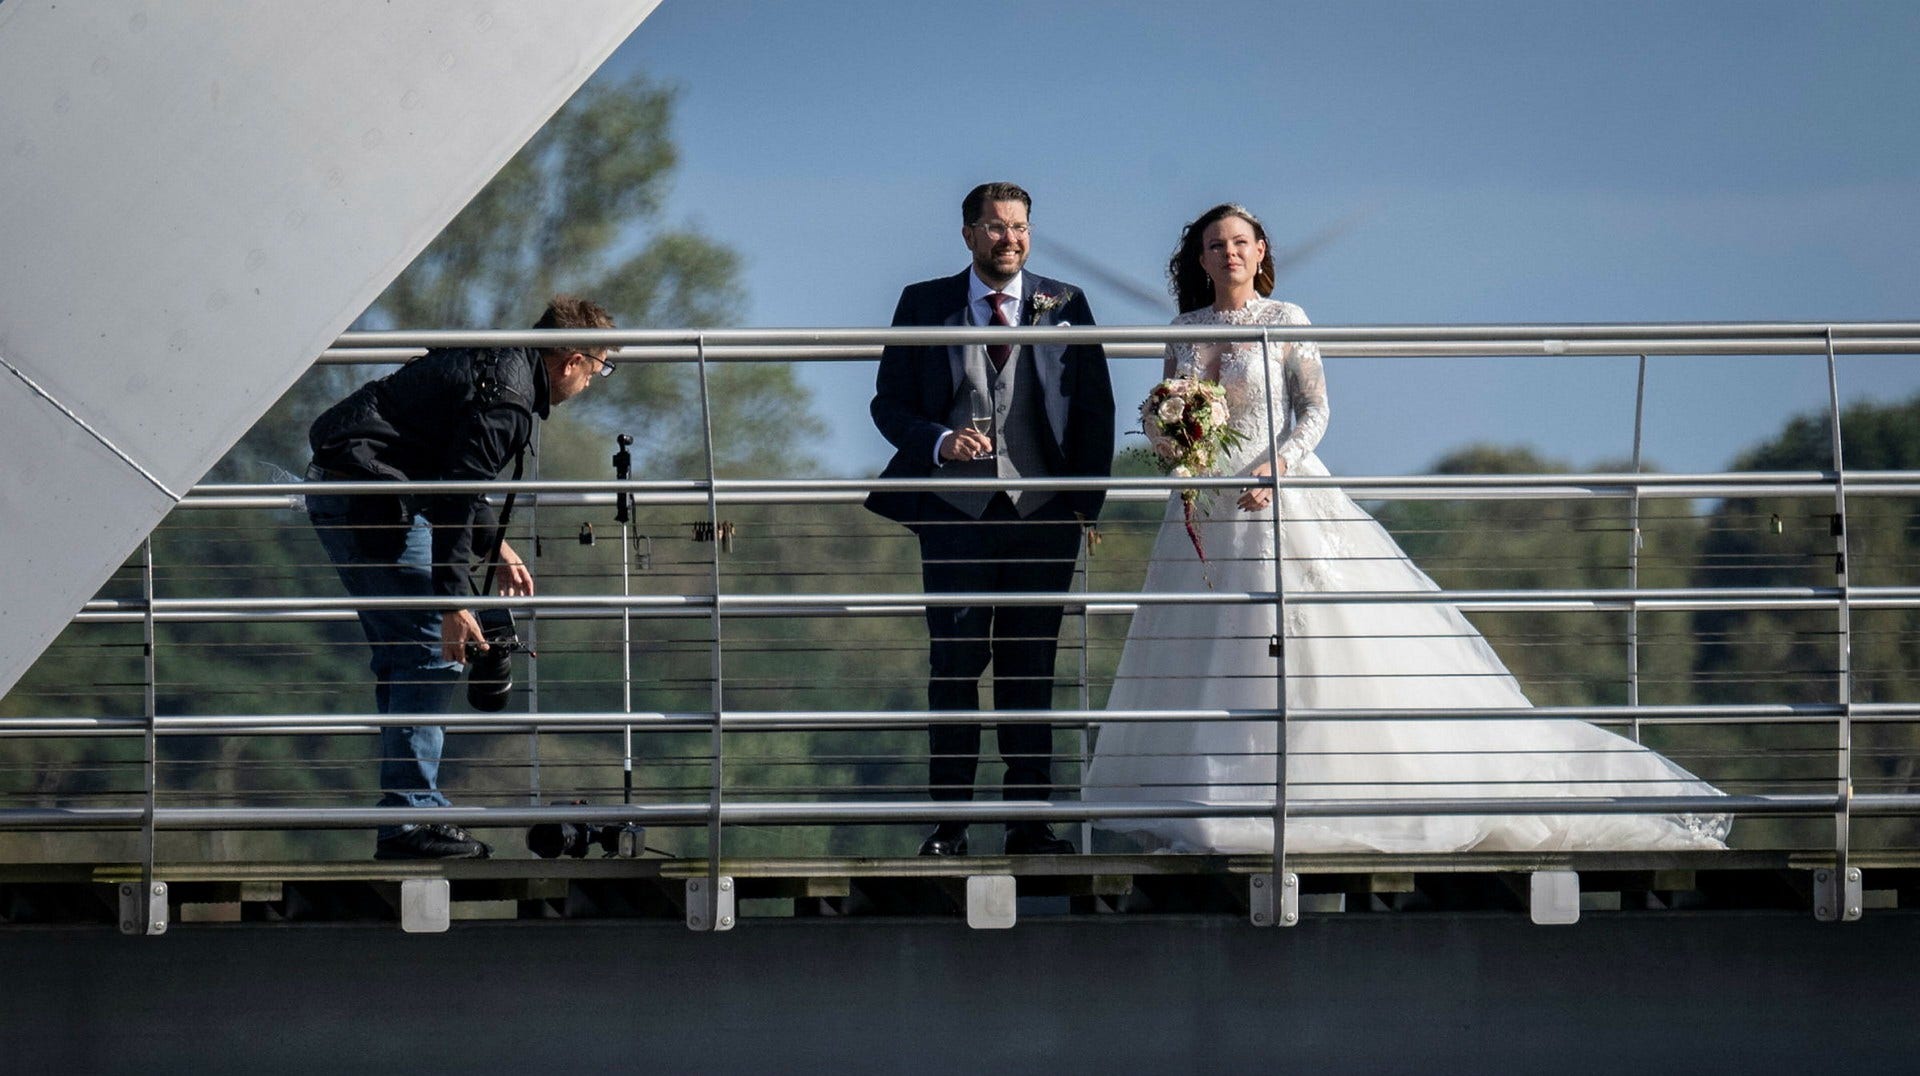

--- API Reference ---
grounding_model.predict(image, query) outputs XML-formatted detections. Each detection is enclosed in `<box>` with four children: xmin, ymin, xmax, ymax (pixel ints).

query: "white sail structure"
<box><xmin>0</xmin><ymin>0</ymin><xmax>661</xmax><ymax>694</ymax></box>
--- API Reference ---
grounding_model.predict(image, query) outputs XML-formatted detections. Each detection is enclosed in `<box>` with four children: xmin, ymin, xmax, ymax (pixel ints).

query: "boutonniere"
<box><xmin>1027</xmin><ymin>290</ymin><xmax>1071</xmax><ymax>322</ymax></box>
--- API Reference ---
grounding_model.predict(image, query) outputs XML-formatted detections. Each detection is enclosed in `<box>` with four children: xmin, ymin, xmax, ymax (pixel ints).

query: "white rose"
<box><xmin>1157</xmin><ymin>397</ymin><xmax>1186</xmax><ymax>423</ymax></box>
<box><xmin>1171</xmin><ymin>464</ymin><xmax>1193</xmax><ymax>479</ymax></box>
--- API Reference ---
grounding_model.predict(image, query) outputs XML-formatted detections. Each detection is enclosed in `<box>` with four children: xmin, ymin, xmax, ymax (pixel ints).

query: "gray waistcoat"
<box><xmin>937</xmin><ymin>343</ymin><xmax>1057</xmax><ymax>519</ymax></box>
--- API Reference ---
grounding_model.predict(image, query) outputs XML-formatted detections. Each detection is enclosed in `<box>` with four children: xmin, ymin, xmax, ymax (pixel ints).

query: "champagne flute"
<box><xmin>967</xmin><ymin>388</ymin><xmax>996</xmax><ymax>460</ymax></box>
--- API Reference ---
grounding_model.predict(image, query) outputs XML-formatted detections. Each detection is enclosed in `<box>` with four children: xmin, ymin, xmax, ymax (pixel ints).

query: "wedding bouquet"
<box><xmin>1134</xmin><ymin>377</ymin><xmax>1244</xmax><ymax>572</ymax></box>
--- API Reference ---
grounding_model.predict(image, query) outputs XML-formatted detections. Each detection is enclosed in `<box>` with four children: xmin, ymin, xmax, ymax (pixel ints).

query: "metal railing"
<box><xmin>3</xmin><ymin>319</ymin><xmax>1918</xmax><ymax>931</ymax></box>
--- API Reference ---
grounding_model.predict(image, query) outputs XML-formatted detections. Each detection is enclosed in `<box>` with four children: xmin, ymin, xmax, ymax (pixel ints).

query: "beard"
<box><xmin>973</xmin><ymin>246</ymin><xmax>1026</xmax><ymax>285</ymax></box>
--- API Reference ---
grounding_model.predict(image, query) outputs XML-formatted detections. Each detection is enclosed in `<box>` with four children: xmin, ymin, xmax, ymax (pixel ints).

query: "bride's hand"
<box><xmin>1237</xmin><ymin>460</ymin><xmax>1284</xmax><ymax>511</ymax></box>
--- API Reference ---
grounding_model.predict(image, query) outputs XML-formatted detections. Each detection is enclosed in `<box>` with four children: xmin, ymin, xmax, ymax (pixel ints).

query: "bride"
<box><xmin>1083</xmin><ymin>203</ymin><xmax>1729</xmax><ymax>853</ymax></box>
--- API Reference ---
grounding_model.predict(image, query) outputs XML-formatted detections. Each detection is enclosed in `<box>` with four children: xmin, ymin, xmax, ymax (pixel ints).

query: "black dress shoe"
<box><xmin>918</xmin><ymin>826</ymin><xmax>969</xmax><ymax>857</ymax></box>
<box><xmin>375</xmin><ymin>823</ymin><xmax>493</xmax><ymax>860</ymax></box>
<box><xmin>1004</xmin><ymin>823</ymin><xmax>1075</xmax><ymax>856</ymax></box>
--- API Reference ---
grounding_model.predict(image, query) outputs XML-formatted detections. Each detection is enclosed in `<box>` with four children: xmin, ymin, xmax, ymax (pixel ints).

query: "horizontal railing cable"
<box><xmin>13</xmin><ymin>318</ymin><xmax>1920</xmax><ymax>867</ymax></box>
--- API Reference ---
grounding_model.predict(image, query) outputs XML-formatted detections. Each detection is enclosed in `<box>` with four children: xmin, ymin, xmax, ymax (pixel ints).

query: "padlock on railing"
<box><xmin>691</xmin><ymin>520</ymin><xmax>738</xmax><ymax>553</ymax></box>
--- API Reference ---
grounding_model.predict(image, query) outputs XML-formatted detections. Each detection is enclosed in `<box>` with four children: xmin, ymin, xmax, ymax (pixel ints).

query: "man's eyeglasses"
<box><xmin>969</xmin><ymin>221</ymin><xmax>1031</xmax><ymax>240</ymax></box>
<box><xmin>578</xmin><ymin>350</ymin><xmax>616</xmax><ymax>379</ymax></box>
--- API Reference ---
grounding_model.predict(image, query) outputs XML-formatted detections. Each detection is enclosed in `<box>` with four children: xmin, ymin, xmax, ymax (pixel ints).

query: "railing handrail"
<box><xmin>11</xmin><ymin>702</ymin><xmax>1920</xmax><ymax>738</ymax></box>
<box><xmin>15</xmin><ymin>317</ymin><xmax>1919</xmax><ymax>927</ymax></box>
<box><xmin>187</xmin><ymin>470</ymin><xmax>1920</xmax><ymax>505</ymax></box>
<box><xmin>327</xmin><ymin>320</ymin><xmax>1920</xmax><ymax>351</ymax></box>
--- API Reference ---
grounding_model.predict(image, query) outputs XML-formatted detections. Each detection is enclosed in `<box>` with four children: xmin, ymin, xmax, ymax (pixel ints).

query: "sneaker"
<box><xmin>375</xmin><ymin>823</ymin><xmax>492</xmax><ymax>860</ymax></box>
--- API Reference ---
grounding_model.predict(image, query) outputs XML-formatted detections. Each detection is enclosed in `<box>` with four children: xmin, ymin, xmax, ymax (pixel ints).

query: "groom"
<box><xmin>867</xmin><ymin>182</ymin><xmax>1114</xmax><ymax>856</ymax></box>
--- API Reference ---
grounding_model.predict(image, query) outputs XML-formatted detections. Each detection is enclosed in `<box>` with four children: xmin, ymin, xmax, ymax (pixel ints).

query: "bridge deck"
<box><xmin>5</xmin><ymin>850</ymin><xmax>1913</xmax><ymax>926</ymax></box>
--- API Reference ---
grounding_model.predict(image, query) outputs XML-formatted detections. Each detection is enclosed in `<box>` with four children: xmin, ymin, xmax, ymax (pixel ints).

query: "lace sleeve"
<box><xmin>1164</xmin><ymin>310</ymin><xmax>1199</xmax><ymax>380</ymax></box>
<box><xmin>1274</xmin><ymin>302</ymin><xmax>1328</xmax><ymax>469</ymax></box>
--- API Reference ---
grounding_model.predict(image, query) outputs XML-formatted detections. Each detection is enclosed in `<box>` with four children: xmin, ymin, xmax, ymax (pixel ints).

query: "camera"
<box><xmin>465</xmin><ymin>607</ymin><xmax>529</xmax><ymax>712</ymax></box>
<box><xmin>527</xmin><ymin>801</ymin><xmax>644</xmax><ymax>859</ymax></box>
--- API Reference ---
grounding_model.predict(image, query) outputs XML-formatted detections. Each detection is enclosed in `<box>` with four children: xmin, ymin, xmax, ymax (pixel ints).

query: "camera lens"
<box><xmin>464</xmin><ymin>608</ymin><xmax>520</xmax><ymax>712</ymax></box>
<box><xmin>527</xmin><ymin>820</ymin><xmax>592</xmax><ymax>859</ymax></box>
<box><xmin>465</xmin><ymin>644</ymin><xmax>513</xmax><ymax>712</ymax></box>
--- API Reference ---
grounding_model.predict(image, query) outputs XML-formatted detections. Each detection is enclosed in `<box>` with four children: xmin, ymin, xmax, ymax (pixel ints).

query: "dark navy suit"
<box><xmin>867</xmin><ymin>269</ymin><xmax>1114</xmax><ymax>804</ymax></box>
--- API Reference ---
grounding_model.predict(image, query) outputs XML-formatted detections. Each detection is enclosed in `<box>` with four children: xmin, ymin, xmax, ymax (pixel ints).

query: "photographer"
<box><xmin>306</xmin><ymin>295</ymin><xmax>615</xmax><ymax>860</ymax></box>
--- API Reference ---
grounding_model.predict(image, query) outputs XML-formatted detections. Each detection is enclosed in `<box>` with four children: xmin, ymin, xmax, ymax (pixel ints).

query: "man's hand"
<box><xmin>496</xmin><ymin>539</ymin><xmax>535</xmax><ymax>596</ymax></box>
<box><xmin>441</xmin><ymin>609</ymin><xmax>486</xmax><ymax>665</ymax></box>
<box><xmin>939</xmin><ymin>428</ymin><xmax>993</xmax><ymax>462</ymax></box>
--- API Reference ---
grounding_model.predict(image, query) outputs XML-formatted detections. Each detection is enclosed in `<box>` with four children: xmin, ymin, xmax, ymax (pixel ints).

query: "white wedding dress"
<box><xmin>1084</xmin><ymin>298</ymin><xmax>1729</xmax><ymax>853</ymax></box>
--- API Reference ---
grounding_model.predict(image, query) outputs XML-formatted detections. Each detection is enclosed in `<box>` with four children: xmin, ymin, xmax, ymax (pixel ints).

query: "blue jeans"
<box><xmin>308</xmin><ymin>488</ymin><xmax>460</xmax><ymax>838</ymax></box>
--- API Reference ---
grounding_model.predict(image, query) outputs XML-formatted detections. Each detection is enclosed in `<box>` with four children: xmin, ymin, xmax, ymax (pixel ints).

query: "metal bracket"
<box><xmin>1813</xmin><ymin>867</ymin><xmax>1863</xmax><ymax>922</ymax></box>
<box><xmin>1529</xmin><ymin>870</ymin><xmax>1581</xmax><ymax>925</ymax></box>
<box><xmin>1250</xmin><ymin>872</ymin><xmax>1298</xmax><ymax>927</ymax></box>
<box><xmin>615</xmin><ymin>824</ymin><xmax>645</xmax><ymax>858</ymax></box>
<box><xmin>686</xmin><ymin>876</ymin><xmax>735</xmax><ymax>932</ymax></box>
<box><xmin>966</xmin><ymin>875</ymin><xmax>1017</xmax><ymax>930</ymax></box>
<box><xmin>119</xmin><ymin>881</ymin><xmax>167</xmax><ymax>936</ymax></box>
<box><xmin>400</xmin><ymin>878</ymin><xmax>450</xmax><ymax>934</ymax></box>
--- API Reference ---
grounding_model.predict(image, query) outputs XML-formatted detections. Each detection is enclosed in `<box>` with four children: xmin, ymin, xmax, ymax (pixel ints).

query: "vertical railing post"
<box><xmin>1076</xmin><ymin>531</ymin><xmax>1094</xmax><ymax>853</ymax></box>
<box><xmin>122</xmin><ymin>537</ymin><xmax>166</xmax><ymax>936</ymax></box>
<box><xmin>525</xmin><ymin>422</ymin><xmax>542</xmax><ymax>804</ymax></box>
<box><xmin>1627</xmin><ymin>354</ymin><xmax>1648</xmax><ymax>742</ymax></box>
<box><xmin>619</xmin><ymin>458</ymin><xmax>636</xmax><ymax>811</ymax></box>
<box><xmin>1815</xmin><ymin>327</ymin><xmax>1860</xmax><ymax>921</ymax></box>
<box><xmin>1252</xmin><ymin>328</ymin><xmax>1295</xmax><ymax>927</ymax></box>
<box><xmin>690</xmin><ymin>334</ymin><xmax>734</xmax><ymax>932</ymax></box>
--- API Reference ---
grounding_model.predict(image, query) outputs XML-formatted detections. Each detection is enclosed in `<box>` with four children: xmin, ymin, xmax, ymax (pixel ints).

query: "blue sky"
<box><xmin>611</xmin><ymin>0</ymin><xmax>1919</xmax><ymax>476</ymax></box>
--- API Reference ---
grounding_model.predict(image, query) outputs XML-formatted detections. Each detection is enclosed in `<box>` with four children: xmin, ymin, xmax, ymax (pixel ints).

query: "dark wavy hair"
<box><xmin>1167</xmin><ymin>203</ymin><xmax>1275</xmax><ymax>314</ymax></box>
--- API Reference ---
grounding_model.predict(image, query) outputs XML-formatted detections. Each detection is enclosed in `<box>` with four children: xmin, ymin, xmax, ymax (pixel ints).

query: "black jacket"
<box><xmin>309</xmin><ymin>347</ymin><xmax>550</xmax><ymax>596</ymax></box>
<box><xmin>866</xmin><ymin>269</ymin><xmax>1114</xmax><ymax>526</ymax></box>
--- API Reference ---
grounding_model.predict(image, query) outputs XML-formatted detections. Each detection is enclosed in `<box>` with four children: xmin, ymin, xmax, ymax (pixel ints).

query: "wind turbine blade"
<box><xmin>1271</xmin><ymin>210</ymin><xmax>1370</xmax><ymax>280</ymax></box>
<box><xmin>1040</xmin><ymin>239</ymin><xmax>1174</xmax><ymax>316</ymax></box>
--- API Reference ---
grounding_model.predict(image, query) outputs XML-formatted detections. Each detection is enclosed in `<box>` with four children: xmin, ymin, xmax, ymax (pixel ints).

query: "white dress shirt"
<box><xmin>967</xmin><ymin>268</ymin><xmax>1024</xmax><ymax>331</ymax></box>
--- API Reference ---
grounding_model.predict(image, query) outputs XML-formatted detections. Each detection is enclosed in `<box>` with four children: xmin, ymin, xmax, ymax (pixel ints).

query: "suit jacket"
<box><xmin>866</xmin><ymin>269</ymin><xmax>1114</xmax><ymax>527</ymax></box>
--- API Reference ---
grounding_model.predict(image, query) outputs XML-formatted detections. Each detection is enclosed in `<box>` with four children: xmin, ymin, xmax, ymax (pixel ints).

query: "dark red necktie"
<box><xmin>986</xmin><ymin>292</ymin><xmax>1012</xmax><ymax>370</ymax></box>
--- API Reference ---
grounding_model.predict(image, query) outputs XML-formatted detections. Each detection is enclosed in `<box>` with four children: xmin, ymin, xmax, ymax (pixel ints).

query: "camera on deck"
<box><xmin>527</xmin><ymin>801</ymin><xmax>645</xmax><ymax>859</ymax></box>
<box><xmin>465</xmin><ymin>607</ymin><xmax>531</xmax><ymax>712</ymax></box>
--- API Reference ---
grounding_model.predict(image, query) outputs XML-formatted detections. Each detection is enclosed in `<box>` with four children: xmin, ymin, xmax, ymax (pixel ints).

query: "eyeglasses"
<box><xmin>969</xmin><ymin>221</ymin><xmax>1031</xmax><ymax>240</ymax></box>
<box><xmin>578</xmin><ymin>351</ymin><xmax>616</xmax><ymax>379</ymax></box>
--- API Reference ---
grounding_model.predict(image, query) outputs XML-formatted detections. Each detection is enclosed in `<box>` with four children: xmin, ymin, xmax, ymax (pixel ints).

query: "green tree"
<box><xmin>1690</xmin><ymin>394</ymin><xmax>1920</xmax><ymax>846</ymax></box>
<box><xmin>1694</xmin><ymin>393</ymin><xmax>1920</xmax><ymax>704</ymax></box>
<box><xmin>1373</xmin><ymin>444</ymin><xmax>1704</xmax><ymax>708</ymax></box>
<box><xmin>224</xmin><ymin>70</ymin><xmax>820</xmax><ymax>483</ymax></box>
